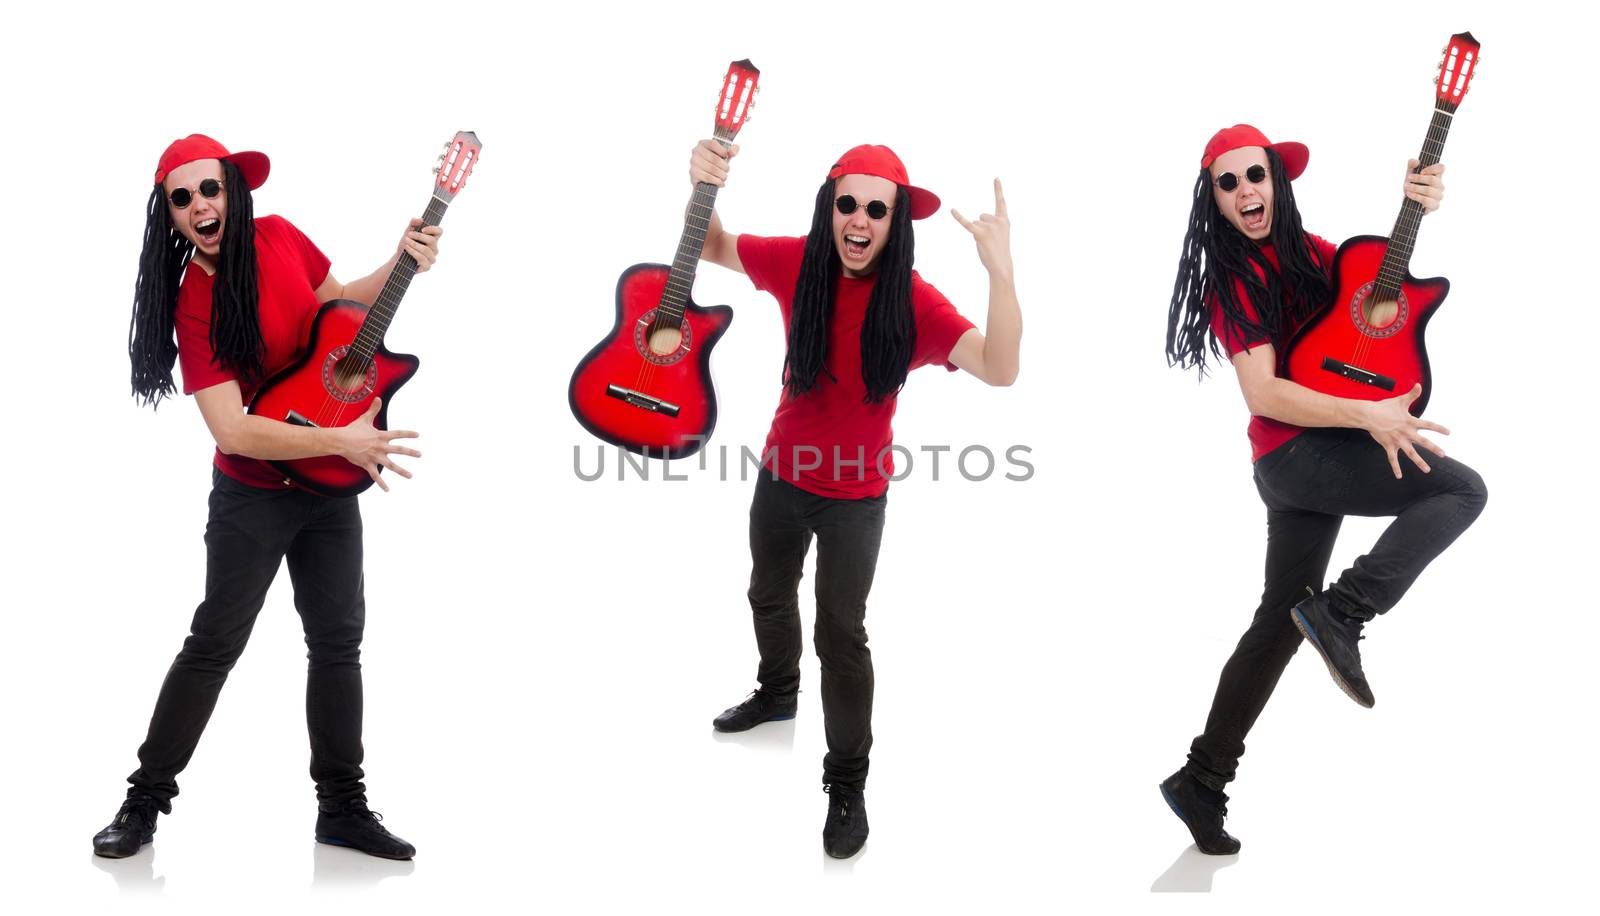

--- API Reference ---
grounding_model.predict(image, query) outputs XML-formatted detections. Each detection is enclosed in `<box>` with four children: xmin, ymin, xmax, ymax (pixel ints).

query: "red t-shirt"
<box><xmin>737</xmin><ymin>234</ymin><xmax>976</xmax><ymax>499</ymax></box>
<box><xmin>1208</xmin><ymin>232</ymin><xmax>1338</xmax><ymax>462</ymax></box>
<box><xmin>176</xmin><ymin>215</ymin><xmax>332</xmax><ymax>488</ymax></box>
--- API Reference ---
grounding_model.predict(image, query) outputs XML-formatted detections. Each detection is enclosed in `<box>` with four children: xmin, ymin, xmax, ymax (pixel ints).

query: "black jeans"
<box><xmin>1187</xmin><ymin>427</ymin><xmax>1488</xmax><ymax>791</ymax></box>
<box><xmin>747</xmin><ymin>474</ymin><xmax>887</xmax><ymax>790</ymax></box>
<box><xmin>127</xmin><ymin>469</ymin><xmax>368</xmax><ymax>808</ymax></box>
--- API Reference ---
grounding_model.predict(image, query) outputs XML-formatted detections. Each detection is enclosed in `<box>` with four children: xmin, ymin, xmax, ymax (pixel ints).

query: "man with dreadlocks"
<box><xmin>1159</xmin><ymin>124</ymin><xmax>1487</xmax><ymax>854</ymax></box>
<box><xmin>96</xmin><ymin>135</ymin><xmax>440</xmax><ymax>860</ymax></box>
<box><xmin>689</xmin><ymin>140</ymin><xmax>1021</xmax><ymax>858</ymax></box>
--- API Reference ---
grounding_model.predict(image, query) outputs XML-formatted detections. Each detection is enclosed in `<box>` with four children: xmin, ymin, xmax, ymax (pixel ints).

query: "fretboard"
<box><xmin>351</xmin><ymin>193</ymin><xmax>450</xmax><ymax>360</ymax></box>
<box><xmin>658</xmin><ymin>130</ymin><xmax>735</xmax><ymax>321</ymax></box>
<box><xmin>1374</xmin><ymin>99</ymin><xmax>1457</xmax><ymax>298</ymax></box>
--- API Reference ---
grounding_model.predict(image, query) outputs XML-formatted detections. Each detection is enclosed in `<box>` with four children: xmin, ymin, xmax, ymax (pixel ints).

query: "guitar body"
<box><xmin>1282</xmin><ymin>235</ymin><xmax>1449</xmax><ymax>416</ymax></box>
<box><xmin>248</xmin><ymin>299</ymin><xmax>420</xmax><ymax>497</ymax></box>
<box><xmin>569</xmin><ymin>263</ymin><xmax>733</xmax><ymax>459</ymax></box>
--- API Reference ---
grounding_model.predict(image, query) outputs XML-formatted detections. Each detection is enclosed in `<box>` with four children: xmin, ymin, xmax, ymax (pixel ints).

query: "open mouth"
<box><xmin>1240</xmin><ymin>203</ymin><xmax>1266</xmax><ymax>232</ymax></box>
<box><xmin>196</xmin><ymin>218</ymin><xmax>221</xmax><ymax>245</ymax></box>
<box><xmin>843</xmin><ymin>234</ymin><xmax>871</xmax><ymax>260</ymax></box>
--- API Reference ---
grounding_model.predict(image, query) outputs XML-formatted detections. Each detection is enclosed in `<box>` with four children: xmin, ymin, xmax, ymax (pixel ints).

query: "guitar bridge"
<box><xmin>605</xmin><ymin>384</ymin><xmax>681</xmax><ymax>418</ymax></box>
<box><xmin>1319</xmin><ymin>357</ymin><xmax>1397</xmax><ymax>391</ymax></box>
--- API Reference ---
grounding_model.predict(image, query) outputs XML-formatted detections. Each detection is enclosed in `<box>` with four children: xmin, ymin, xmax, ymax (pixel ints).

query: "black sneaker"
<box><xmin>1291</xmin><ymin>592</ymin><xmax>1375</xmax><ymax>708</ymax></box>
<box><xmin>1159</xmin><ymin>769</ymin><xmax>1241</xmax><ymax>855</ymax></box>
<box><xmin>822</xmin><ymin>783</ymin><xmax>869</xmax><ymax>859</ymax></box>
<box><xmin>315</xmin><ymin>801</ymin><xmax>416</xmax><ymax>860</ymax></box>
<box><xmin>711</xmin><ymin>689</ymin><xmax>797</xmax><ymax>733</ymax></box>
<box><xmin>93</xmin><ymin>794</ymin><xmax>169</xmax><ymax>859</ymax></box>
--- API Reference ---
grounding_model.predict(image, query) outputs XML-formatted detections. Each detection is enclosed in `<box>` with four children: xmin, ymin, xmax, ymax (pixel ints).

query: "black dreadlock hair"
<box><xmin>1165</xmin><ymin>146</ymin><xmax>1330</xmax><ymax>376</ymax></box>
<box><xmin>128</xmin><ymin>159</ymin><xmax>262</xmax><ymax>407</ymax></box>
<box><xmin>784</xmin><ymin>178</ymin><xmax>917</xmax><ymax>404</ymax></box>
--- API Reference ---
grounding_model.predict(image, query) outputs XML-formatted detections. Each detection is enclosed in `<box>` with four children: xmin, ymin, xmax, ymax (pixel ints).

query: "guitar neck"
<box><xmin>351</xmin><ymin>192</ymin><xmax>451</xmax><ymax>359</ymax></box>
<box><xmin>1375</xmin><ymin>99</ymin><xmax>1458</xmax><ymax>297</ymax></box>
<box><xmin>659</xmin><ymin>132</ymin><xmax>735</xmax><ymax>321</ymax></box>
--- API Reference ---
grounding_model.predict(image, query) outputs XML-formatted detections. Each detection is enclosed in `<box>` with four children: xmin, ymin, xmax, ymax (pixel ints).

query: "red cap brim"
<box><xmin>225</xmin><ymin>151</ymin><xmax>271</xmax><ymax>190</ymax></box>
<box><xmin>1272</xmin><ymin>142</ymin><xmax>1309</xmax><ymax>181</ymax></box>
<box><xmin>906</xmin><ymin>185</ymin><xmax>940</xmax><ymax>220</ymax></box>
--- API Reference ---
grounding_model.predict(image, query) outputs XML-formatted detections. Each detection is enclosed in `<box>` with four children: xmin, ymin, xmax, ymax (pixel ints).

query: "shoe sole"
<box><xmin>1158</xmin><ymin>783</ymin><xmax>1238</xmax><ymax>856</ymax></box>
<box><xmin>824</xmin><ymin>840</ymin><xmax>866</xmax><ymax>860</ymax></box>
<box><xmin>711</xmin><ymin>711</ymin><xmax>796</xmax><ymax>733</ymax></box>
<box><xmin>92</xmin><ymin>835</ymin><xmax>153</xmax><ymax>859</ymax></box>
<box><xmin>1291</xmin><ymin>608</ymin><xmax>1374</xmax><ymax>709</ymax></box>
<box><xmin>315</xmin><ymin>835</ymin><xmax>415</xmax><ymax>860</ymax></box>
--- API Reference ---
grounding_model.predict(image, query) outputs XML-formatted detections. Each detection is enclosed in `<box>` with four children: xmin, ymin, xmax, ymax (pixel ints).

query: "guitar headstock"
<box><xmin>433</xmin><ymin>131</ymin><xmax>482</xmax><ymax>200</ymax></box>
<box><xmin>1435</xmin><ymin>32</ymin><xmax>1481</xmax><ymax>109</ymax></box>
<box><xmin>712</xmin><ymin>60</ymin><xmax>760</xmax><ymax>145</ymax></box>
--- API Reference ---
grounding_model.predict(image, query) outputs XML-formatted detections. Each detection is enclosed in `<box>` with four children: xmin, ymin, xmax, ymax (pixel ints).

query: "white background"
<box><xmin>2</xmin><ymin>1</ymin><xmax>1594</xmax><ymax>912</ymax></box>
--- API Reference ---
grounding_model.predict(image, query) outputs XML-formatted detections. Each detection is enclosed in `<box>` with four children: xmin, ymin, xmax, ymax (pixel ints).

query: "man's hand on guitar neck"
<box><xmin>1404</xmin><ymin>159</ymin><xmax>1446</xmax><ymax>213</ymax></box>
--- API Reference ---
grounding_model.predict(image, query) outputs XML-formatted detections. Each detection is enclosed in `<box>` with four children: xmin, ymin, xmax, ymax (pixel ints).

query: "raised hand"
<box><xmin>690</xmin><ymin>139</ymin><xmax>739</xmax><ymax>188</ymax></box>
<box><xmin>1404</xmin><ymin>159</ymin><xmax>1446</xmax><ymax>213</ymax></box>
<box><xmin>335</xmin><ymin>397</ymin><xmax>421</xmax><ymax>492</ymax></box>
<box><xmin>951</xmin><ymin>178</ymin><xmax>1013</xmax><ymax>280</ymax></box>
<box><xmin>1363</xmin><ymin>383</ymin><xmax>1450</xmax><ymax>478</ymax></box>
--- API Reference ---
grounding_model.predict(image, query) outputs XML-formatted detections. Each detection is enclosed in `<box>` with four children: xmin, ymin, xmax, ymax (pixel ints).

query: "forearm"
<box><xmin>1249</xmin><ymin>377</ymin><xmax>1372</xmax><ymax>429</ymax></box>
<box><xmin>334</xmin><ymin>255</ymin><xmax>400</xmax><ymax>306</ymax></box>
<box><xmin>979</xmin><ymin>273</ymin><xmax>1021</xmax><ymax>386</ymax></box>
<box><xmin>215</xmin><ymin>414</ymin><xmax>344</xmax><ymax>461</ymax></box>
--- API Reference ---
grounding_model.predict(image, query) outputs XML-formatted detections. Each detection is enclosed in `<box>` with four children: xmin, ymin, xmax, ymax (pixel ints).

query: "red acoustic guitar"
<box><xmin>1282</xmin><ymin>32</ymin><xmax>1480</xmax><ymax>415</ymax></box>
<box><xmin>569</xmin><ymin>59</ymin><xmax>759</xmax><ymax>459</ymax></box>
<box><xmin>248</xmin><ymin>131</ymin><xmax>481</xmax><ymax>496</ymax></box>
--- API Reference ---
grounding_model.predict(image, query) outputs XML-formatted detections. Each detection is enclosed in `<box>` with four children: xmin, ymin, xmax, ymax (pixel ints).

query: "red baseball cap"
<box><xmin>153</xmin><ymin>134</ymin><xmax>270</xmax><ymax>189</ymax></box>
<box><xmin>828</xmin><ymin>144</ymin><xmax>940</xmax><ymax>220</ymax></box>
<box><xmin>1200</xmin><ymin>124</ymin><xmax>1308</xmax><ymax>181</ymax></box>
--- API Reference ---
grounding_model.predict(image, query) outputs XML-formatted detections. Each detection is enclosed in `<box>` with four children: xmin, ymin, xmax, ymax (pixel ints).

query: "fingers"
<box><xmin>1402</xmin><ymin>442</ymin><xmax>1432</xmax><ymax>474</ymax></box>
<box><xmin>993</xmin><ymin>177</ymin><xmax>1007</xmax><ymax>218</ymax></box>
<box><xmin>1402</xmin><ymin>383</ymin><xmax>1422</xmax><ymax>404</ymax></box>
<box><xmin>950</xmin><ymin>209</ymin><xmax>976</xmax><ymax>232</ymax></box>
<box><xmin>382</xmin><ymin>428</ymin><xmax>420</xmax><ymax>441</ymax></box>
<box><xmin>1416</xmin><ymin>418</ymin><xmax>1451</xmax><ymax>436</ymax></box>
<box><xmin>363</xmin><ymin>397</ymin><xmax>382</xmax><ymax>420</ymax></box>
<box><xmin>380</xmin><ymin>456</ymin><xmax>413</xmax><ymax>479</ymax></box>
<box><xmin>1403</xmin><ymin>164</ymin><xmax>1445</xmax><ymax>212</ymax></box>
<box><xmin>691</xmin><ymin>140</ymin><xmax>734</xmax><ymax>186</ymax></box>
<box><xmin>1385</xmin><ymin>445</ymin><xmax>1403</xmax><ymax>480</ymax></box>
<box><xmin>366</xmin><ymin>464</ymin><xmax>389</xmax><ymax>493</ymax></box>
<box><xmin>1415</xmin><ymin>434</ymin><xmax>1447</xmax><ymax>460</ymax></box>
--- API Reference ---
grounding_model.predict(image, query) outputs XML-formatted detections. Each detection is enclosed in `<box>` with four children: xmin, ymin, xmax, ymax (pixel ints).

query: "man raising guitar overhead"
<box><xmin>1158</xmin><ymin>34</ymin><xmax>1487</xmax><ymax>857</ymax></box>
<box><xmin>98</xmin><ymin>133</ymin><xmax>446</xmax><ymax>861</ymax></box>
<box><xmin>694</xmin><ymin>138</ymin><xmax>1022</xmax><ymax>859</ymax></box>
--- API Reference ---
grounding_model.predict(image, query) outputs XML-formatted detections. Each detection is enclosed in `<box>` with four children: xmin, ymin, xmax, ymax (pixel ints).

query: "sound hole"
<box><xmin>1363</xmin><ymin>298</ymin><xmax>1400</xmax><ymax>329</ymax></box>
<box><xmin>648</xmin><ymin>326</ymin><xmax>683</xmax><ymax>355</ymax></box>
<box><xmin>1349</xmin><ymin>282</ymin><xmax>1409</xmax><ymax>339</ymax></box>
<box><xmin>321</xmin><ymin>346</ymin><xmax>378</xmax><ymax>402</ymax></box>
<box><xmin>633</xmin><ymin>309</ymin><xmax>692</xmax><ymax>366</ymax></box>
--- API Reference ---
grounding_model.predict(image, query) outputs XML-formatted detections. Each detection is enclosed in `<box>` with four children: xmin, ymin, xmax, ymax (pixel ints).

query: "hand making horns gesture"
<box><xmin>952</xmin><ymin>179</ymin><xmax>1013</xmax><ymax>280</ymax></box>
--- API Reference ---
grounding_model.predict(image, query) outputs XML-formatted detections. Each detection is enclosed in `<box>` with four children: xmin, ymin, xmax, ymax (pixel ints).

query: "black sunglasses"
<box><xmin>1213</xmin><ymin>164</ymin><xmax>1268</xmax><ymax>193</ymax></box>
<box><xmin>835</xmin><ymin>195</ymin><xmax>892</xmax><ymax>220</ymax></box>
<box><xmin>168</xmin><ymin>178</ymin><xmax>225</xmax><ymax>209</ymax></box>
